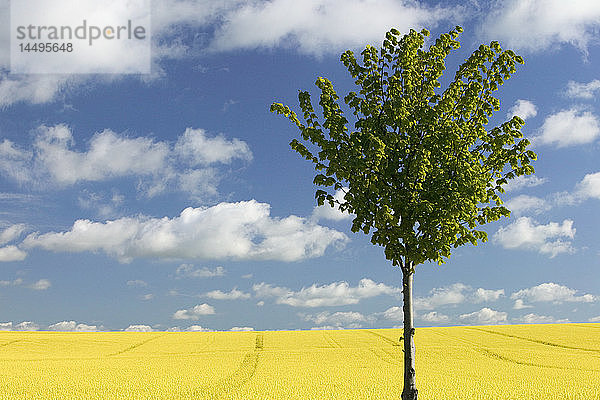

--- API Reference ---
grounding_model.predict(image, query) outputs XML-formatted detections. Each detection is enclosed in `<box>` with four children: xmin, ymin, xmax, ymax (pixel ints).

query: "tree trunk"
<box><xmin>401</xmin><ymin>263</ymin><xmax>418</xmax><ymax>400</ymax></box>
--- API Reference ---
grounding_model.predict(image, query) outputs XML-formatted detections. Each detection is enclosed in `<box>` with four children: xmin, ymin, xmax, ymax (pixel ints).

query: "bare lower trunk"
<box><xmin>401</xmin><ymin>263</ymin><xmax>418</xmax><ymax>400</ymax></box>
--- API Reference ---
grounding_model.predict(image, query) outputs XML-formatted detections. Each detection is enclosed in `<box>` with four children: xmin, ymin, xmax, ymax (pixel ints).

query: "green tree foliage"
<box><xmin>271</xmin><ymin>26</ymin><xmax>536</xmax><ymax>399</ymax></box>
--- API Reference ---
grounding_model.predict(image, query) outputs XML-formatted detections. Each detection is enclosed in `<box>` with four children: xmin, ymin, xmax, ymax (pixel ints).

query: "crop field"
<box><xmin>0</xmin><ymin>323</ymin><xmax>598</xmax><ymax>399</ymax></box>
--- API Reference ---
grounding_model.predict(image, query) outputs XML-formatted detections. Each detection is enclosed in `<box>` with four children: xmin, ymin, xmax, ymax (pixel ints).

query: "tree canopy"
<box><xmin>271</xmin><ymin>26</ymin><xmax>536</xmax><ymax>271</ymax></box>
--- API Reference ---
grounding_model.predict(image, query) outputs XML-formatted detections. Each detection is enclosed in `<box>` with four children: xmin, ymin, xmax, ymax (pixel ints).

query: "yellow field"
<box><xmin>0</xmin><ymin>324</ymin><xmax>599</xmax><ymax>399</ymax></box>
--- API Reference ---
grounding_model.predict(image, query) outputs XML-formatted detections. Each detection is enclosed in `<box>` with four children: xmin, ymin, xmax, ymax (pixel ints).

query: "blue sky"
<box><xmin>1</xmin><ymin>0</ymin><xmax>599</xmax><ymax>332</ymax></box>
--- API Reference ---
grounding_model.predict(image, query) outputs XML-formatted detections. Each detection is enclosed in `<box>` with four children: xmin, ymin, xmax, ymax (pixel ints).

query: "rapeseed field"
<box><xmin>0</xmin><ymin>324</ymin><xmax>598</xmax><ymax>399</ymax></box>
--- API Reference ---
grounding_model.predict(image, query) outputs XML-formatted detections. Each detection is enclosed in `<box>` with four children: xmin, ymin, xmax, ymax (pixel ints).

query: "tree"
<box><xmin>270</xmin><ymin>26</ymin><xmax>536</xmax><ymax>400</ymax></box>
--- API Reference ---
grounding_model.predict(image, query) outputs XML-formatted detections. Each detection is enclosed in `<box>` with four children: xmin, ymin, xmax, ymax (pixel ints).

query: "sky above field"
<box><xmin>1</xmin><ymin>0</ymin><xmax>600</xmax><ymax>332</ymax></box>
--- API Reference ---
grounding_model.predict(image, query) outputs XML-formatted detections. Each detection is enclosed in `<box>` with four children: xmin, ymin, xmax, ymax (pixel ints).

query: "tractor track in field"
<box><xmin>364</xmin><ymin>331</ymin><xmax>402</xmax><ymax>366</ymax></box>
<box><xmin>467</xmin><ymin>327</ymin><xmax>600</xmax><ymax>354</ymax></box>
<box><xmin>322</xmin><ymin>331</ymin><xmax>343</xmax><ymax>348</ymax></box>
<box><xmin>192</xmin><ymin>334</ymin><xmax>264</xmax><ymax>400</ymax></box>
<box><xmin>0</xmin><ymin>339</ymin><xmax>22</xmax><ymax>347</ymax></box>
<box><xmin>369</xmin><ymin>347</ymin><xmax>402</xmax><ymax>366</ymax></box>
<box><xmin>432</xmin><ymin>330</ymin><xmax>600</xmax><ymax>372</ymax></box>
<box><xmin>106</xmin><ymin>333</ymin><xmax>168</xmax><ymax>357</ymax></box>
<box><xmin>365</xmin><ymin>330</ymin><xmax>402</xmax><ymax>347</ymax></box>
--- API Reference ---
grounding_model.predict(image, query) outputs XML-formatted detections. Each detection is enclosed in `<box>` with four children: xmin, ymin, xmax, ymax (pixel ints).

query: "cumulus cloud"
<box><xmin>204</xmin><ymin>288</ymin><xmax>251</xmax><ymax>300</ymax></box>
<box><xmin>566</xmin><ymin>79</ymin><xmax>600</xmax><ymax>99</ymax></box>
<box><xmin>503</xmin><ymin>175</ymin><xmax>548</xmax><ymax>192</ymax></box>
<box><xmin>311</xmin><ymin>188</ymin><xmax>353</xmax><ymax>222</ymax></box>
<box><xmin>472</xmin><ymin>288</ymin><xmax>505</xmax><ymax>303</ymax></box>
<box><xmin>0</xmin><ymin>322</ymin><xmax>13</xmax><ymax>330</ymax></box>
<box><xmin>480</xmin><ymin>0</ymin><xmax>600</xmax><ymax>52</ymax></box>
<box><xmin>381</xmin><ymin>306</ymin><xmax>403</xmax><ymax>321</ymax></box>
<box><xmin>0</xmin><ymin>245</ymin><xmax>27</xmax><ymax>262</ymax></box>
<box><xmin>513</xmin><ymin>299</ymin><xmax>533</xmax><ymax>309</ymax></box>
<box><xmin>230</xmin><ymin>326</ymin><xmax>254</xmax><ymax>331</ymax></box>
<box><xmin>420</xmin><ymin>311</ymin><xmax>450</xmax><ymax>324</ymax></box>
<box><xmin>511</xmin><ymin>282</ymin><xmax>596</xmax><ymax>304</ymax></box>
<box><xmin>0</xmin><ymin>0</ymin><xmax>457</xmax><ymax>107</ymax></box>
<box><xmin>413</xmin><ymin>283</ymin><xmax>504</xmax><ymax>311</ymax></box>
<box><xmin>494</xmin><ymin>217</ymin><xmax>575</xmax><ymax>257</ymax></box>
<box><xmin>23</xmin><ymin>200</ymin><xmax>348</xmax><ymax>263</ymax></box>
<box><xmin>0</xmin><ymin>224</ymin><xmax>27</xmax><ymax>245</ymax></box>
<box><xmin>534</xmin><ymin>108</ymin><xmax>600</xmax><ymax>147</ymax></box>
<box><xmin>589</xmin><ymin>316</ymin><xmax>600</xmax><ymax>322</ymax></box>
<box><xmin>176</xmin><ymin>264</ymin><xmax>226</xmax><ymax>279</ymax></box>
<box><xmin>253</xmin><ymin>278</ymin><xmax>400</xmax><ymax>307</ymax></box>
<box><xmin>209</xmin><ymin>0</ymin><xmax>457</xmax><ymax>56</ymax></box>
<box><xmin>0</xmin><ymin>125</ymin><xmax>251</xmax><ymax>199</ymax></box>
<box><xmin>555</xmin><ymin>172</ymin><xmax>600</xmax><ymax>205</ymax></box>
<box><xmin>186</xmin><ymin>325</ymin><xmax>212</xmax><ymax>332</ymax></box>
<box><xmin>459</xmin><ymin>308</ymin><xmax>508</xmax><ymax>325</ymax></box>
<box><xmin>173</xmin><ymin>303</ymin><xmax>216</xmax><ymax>320</ymax></box>
<box><xmin>504</xmin><ymin>195</ymin><xmax>551</xmax><ymax>216</ymax></box>
<box><xmin>507</xmin><ymin>99</ymin><xmax>537</xmax><ymax>120</ymax></box>
<box><xmin>13</xmin><ymin>321</ymin><xmax>40</xmax><ymax>331</ymax></box>
<box><xmin>515</xmin><ymin>313</ymin><xmax>569</xmax><ymax>324</ymax></box>
<box><xmin>29</xmin><ymin>279</ymin><xmax>51</xmax><ymax>290</ymax></box>
<box><xmin>302</xmin><ymin>311</ymin><xmax>369</xmax><ymax>328</ymax></box>
<box><xmin>414</xmin><ymin>283</ymin><xmax>469</xmax><ymax>310</ymax></box>
<box><xmin>48</xmin><ymin>321</ymin><xmax>98</xmax><ymax>332</ymax></box>
<box><xmin>124</xmin><ymin>325</ymin><xmax>153</xmax><ymax>332</ymax></box>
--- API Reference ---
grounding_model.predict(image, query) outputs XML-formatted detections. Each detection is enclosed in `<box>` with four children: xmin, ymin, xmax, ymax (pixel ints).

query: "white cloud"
<box><xmin>480</xmin><ymin>0</ymin><xmax>600</xmax><ymax>52</ymax></box>
<box><xmin>534</xmin><ymin>108</ymin><xmax>600</xmax><ymax>147</ymax></box>
<box><xmin>14</xmin><ymin>321</ymin><xmax>40</xmax><ymax>331</ymax></box>
<box><xmin>566</xmin><ymin>79</ymin><xmax>600</xmax><ymax>99</ymax></box>
<box><xmin>176</xmin><ymin>264</ymin><xmax>226</xmax><ymax>279</ymax></box>
<box><xmin>589</xmin><ymin>316</ymin><xmax>600</xmax><ymax>322</ymax></box>
<box><xmin>0</xmin><ymin>245</ymin><xmax>27</xmax><ymax>262</ymax></box>
<box><xmin>472</xmin><ymin>288</ymin><xmax>505</xmax><ymax>303</ymax></box>
<box><xmin>48</xmin><ymin>321</ymin><xmax>98</xmax><ymax>332</ymax></box>
<box><xmin>414</xmin><ymin>283</ymin><xmax>468</xmax><ymax>310</ymax></box>
<box><xmin>515</xmin><ymin>313</ymin><xmax>568</xmax><ymax>324</ymax></box>
<box><xmin>0</xmin><ymin>322</ymin><xmax>12</xmax><ymax>330</ymax></box>
<box><xmin>0</xmin><ymin>278</ymin><xmax>23</xmax><ymax>286</ymax></box>
<box><xmin>507</xmin><ymin>99</ymin><xmax>537</xmax><ymax>120</ymax></box>
<box><xmin>302</xmin><ymin>311</ymin><xmax>368</xmax><ymax>327</ymax></box>
<box><xmin>230</xmin><ymin>326</ymin><xmax>254</xmax><ymax>331</ymax></box>
<box><xmin>311</xmin><ymin>188</ymin><xmax>353</xmax><ymax>222</ymax></box>
<box><xmin>173</xmin><ymin>303</ymin><xmax>216</xmax><ymax>320</ymax></box>
<box><xmin>204</xmin><ymin>288</ymin><xmax>251</xmax><ymax>300</ymax></box>
<box><xmin>124</xmin><ymin>324</ymin><xmax>153</xmax><ymax>332</ymax></box>
<box><xmin>29</xmin><ymin>279</ymin><xmax>51</xmax><ymax>290</ymax></box>
<box><xmin>381</xmin><ymin>306</ymin><xmax>403</xmax><ymax>321</ymax></box>
<box><xmin>0</xmin><ymin>126</ymin><xmax>252</xmax><ymax>198</ymax></box>
<box><xmin>0</xmin><ymin>74</ymin><xmax>76</xmax><ymax>108</ymax></box>
<box><xmin>513</xmin><ymin>299</ymin><xmax>533</xmax><ymax>309</ymax></box>
<box><xmin>0</xmin><ymin>224</ymin><xmax>27</xmax><ymax>245</ymax></box>
<box><xmin>504</xmin><ymin>195</ymin><xmax>550</xmax><ymax>216</ymax></box>
<box><xmin>511</xmin><ymin>282</ymin><xmax>596</xmax><ymax>303</ymax></box>
<box><xmin>253</xmin><ymin>278</ymin><xmax>400</xmax><ymax>307</ymax></box>
<box><xmin>414</xmin><ymin>284</ymin><xmax>505</xmax><ymax>311</ymax></box>
<box><xmin>174</xmin><ymin>127</ymin><xmax>252</xmax><ymax>165</ymax></box>
<box><xmin>557</xmin><ymin>172</ymin><xmax>600</xmax><ymax>205</ymax></box>
<box><xmin>420</xmin><ymin>311</ymin><xmax>450</xmax><ymax>324</ymax></box>
<box><xmin>186</xmin><ymin>325</ymin><xmax>212</xmax><ymax>332</ymax></box>
<box><xmin>503</xmin><ymin>175</ymin><xmax>548</xmax><ymax>192</ymax></box>
<box><xmin>23</xmin><ymin>200</ymin><xmax>348</xmax><ymax>263</ymax></box>
<box><xmin>494</xmin><ymin>217</ymin><xmax>575</xmax><ymax>257</ymax></box>
<box><xmin>459</xmin><ymin>308</ymin><xmax>508</xmax><ymax>325</ymax></box>
<box><xmin>209</xmin><ymin>0</ymin><xmax>457</xmax><ymax>56</ymax></box>
<box><xmin>140</xmin><ymin>294</ymin><xmax>154</xmax><ymax>301</ymax></box>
